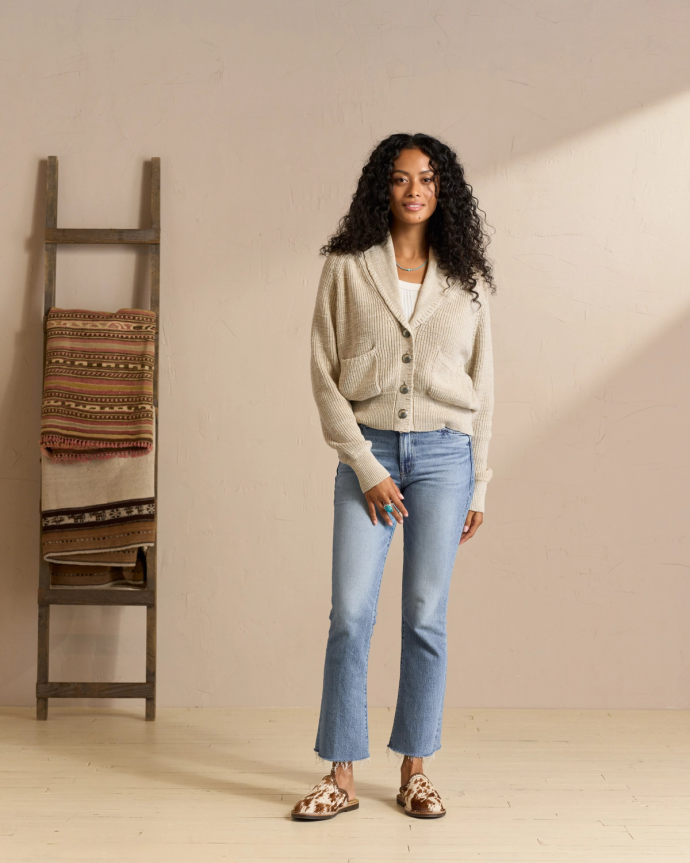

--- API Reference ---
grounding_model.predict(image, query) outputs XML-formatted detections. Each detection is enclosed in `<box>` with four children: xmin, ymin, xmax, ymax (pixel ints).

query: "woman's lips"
<box><xmin>403</xmin><ymin>203</ymin><xmax>424</xmax><ymax>210</ymax></box>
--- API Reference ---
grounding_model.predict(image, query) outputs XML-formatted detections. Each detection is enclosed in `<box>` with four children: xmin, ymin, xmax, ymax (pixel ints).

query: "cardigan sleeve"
<box><xmin>466</xmin><ymin>287</ymin><xmax>495</xmax><ymax>512</ymax></box>
<box><xmin>310</xmin><ymin>254</ymin><xmax>392</xmax><ymax>493</ymax></box>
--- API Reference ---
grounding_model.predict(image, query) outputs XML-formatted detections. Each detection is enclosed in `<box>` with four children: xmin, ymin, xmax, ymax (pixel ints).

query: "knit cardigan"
<box><xmin>310</xmin><ymin>230</ymin><xmax>495</xmax><ymax>512</ymax></box>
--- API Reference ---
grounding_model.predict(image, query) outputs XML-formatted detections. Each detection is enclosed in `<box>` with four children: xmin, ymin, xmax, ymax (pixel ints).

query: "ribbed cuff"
<box><xmin>469</xmin><ymin>480</ymin><xmax>487</xmax><ymax>513</ymax></box>
<box><xmin>347</xmin><ymin>448</ymin><xmax>391</xmax><ymax>494</ymax></box>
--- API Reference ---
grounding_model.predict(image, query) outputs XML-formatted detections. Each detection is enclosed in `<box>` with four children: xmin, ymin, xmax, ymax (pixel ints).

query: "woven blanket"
<box><xmin>49</xmin><ymin>554</ymin><xmax>146</xmax><ymax>587</ymax></box>
<box><xmin>40</xmin><ymin>308</ymin><xmax>156</xmax><ymax>461</ymax></box>
<box><xmin>41</xmin><ymin>423</ymin><xmax>156</xmax><ymax>568</ymax></box>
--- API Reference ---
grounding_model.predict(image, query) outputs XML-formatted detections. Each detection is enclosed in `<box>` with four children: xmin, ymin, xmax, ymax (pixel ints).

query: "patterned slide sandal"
<box><xmin>397</xmin><ymin>772</ymin><xmax>447</xmax><ymax>818</ymax></box>
<box><xmin>291</xmin><ymin>767</ymin><xmax>360</xmax><ymax>821</ymax></box>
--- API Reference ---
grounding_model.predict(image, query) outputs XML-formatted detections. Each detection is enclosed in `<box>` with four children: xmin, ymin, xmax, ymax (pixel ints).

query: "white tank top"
<box><xmin>398</xmin><ymin>277</ymin><xmax>423</xmax><ymax>322</ymax></box>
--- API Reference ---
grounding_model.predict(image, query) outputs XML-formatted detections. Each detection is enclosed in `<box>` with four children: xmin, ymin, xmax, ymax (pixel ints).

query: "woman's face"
<box><xmin>388</xmin><ymin>147</ymin><xmax>438</xmax><ymax>225</ymax></box>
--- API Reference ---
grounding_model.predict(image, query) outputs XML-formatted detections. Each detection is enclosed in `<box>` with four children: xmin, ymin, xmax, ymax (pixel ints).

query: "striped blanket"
<box><xmin>40</xmin><ymin>308</ymin><xmax>156</xmax><ymax>461</ymax></box>
<box><xmin>41</xmin><ymin>422</ymin><xmax>156</xmax><ymax>568</ymax></box>
<box><xmin>49</xmin><ymin>554</ymin><xmax>146</xmax><ymax>587</ymax></box>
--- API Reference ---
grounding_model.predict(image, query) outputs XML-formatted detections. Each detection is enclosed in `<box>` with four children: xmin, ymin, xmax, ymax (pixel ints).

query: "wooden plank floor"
<box><xmin>1</xmin><ymin>707</ymin><xmax>689</xmax><ymax>861</ymax></box>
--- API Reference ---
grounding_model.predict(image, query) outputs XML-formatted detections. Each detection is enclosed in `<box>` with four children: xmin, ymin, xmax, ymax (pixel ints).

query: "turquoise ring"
<box><xmin>384</xmin><ymin>503</ymin><xmax>394</xmax><ymax>513</ymax></box>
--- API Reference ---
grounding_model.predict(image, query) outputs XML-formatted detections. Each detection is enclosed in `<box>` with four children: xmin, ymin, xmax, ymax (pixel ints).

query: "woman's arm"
<box><xmin>310</xmin><ymin>254</ymin><xmax>392</xmax><ymax>493</ymax></box>
<box><xmin>466</xmin><ymin>288</ymin><xmax>495</xmax><ymax>513</ymax></box>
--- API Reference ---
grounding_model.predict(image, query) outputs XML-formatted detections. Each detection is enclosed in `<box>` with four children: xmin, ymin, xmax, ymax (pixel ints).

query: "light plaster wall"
<box><xmin>1</xmin><ymin>0</ymin><xmax>688</xmax><ymax>710</ymax></box>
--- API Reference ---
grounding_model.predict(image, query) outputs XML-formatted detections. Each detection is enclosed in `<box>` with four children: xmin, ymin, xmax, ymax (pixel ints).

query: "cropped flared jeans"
<box><xmin>314</xmin><ymin>423</ymin><xmax>475</xmax><ymax>763</ymax></box>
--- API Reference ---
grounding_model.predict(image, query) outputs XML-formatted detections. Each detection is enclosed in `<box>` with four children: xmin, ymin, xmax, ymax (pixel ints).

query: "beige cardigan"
<box><xmin>310</xmin><ymin>230</ymin><xmax>494</xmax><ymax>512</ymax></box>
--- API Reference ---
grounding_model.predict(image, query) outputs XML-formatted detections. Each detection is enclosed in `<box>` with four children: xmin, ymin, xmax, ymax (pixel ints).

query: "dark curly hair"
<box><xmin>320</xmin><ymin>132</ymin><xmax>497</xmax><ymax>305</ymax></box>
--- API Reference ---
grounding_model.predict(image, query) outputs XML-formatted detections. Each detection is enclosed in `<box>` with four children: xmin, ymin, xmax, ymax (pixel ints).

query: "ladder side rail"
<box><xmin>146</xmin><ymin>156</ymin><xmax>160</xmax><ymax>720</ymax></box>
<box><xmin>37</xmin><ymin>156</ymin><xmax>59</xmax><ymax>720</ymax></box>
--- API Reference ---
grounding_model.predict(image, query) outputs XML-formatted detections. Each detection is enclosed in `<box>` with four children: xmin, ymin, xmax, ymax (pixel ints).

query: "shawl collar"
<box><xmin>360</xmin><ymin>230</ymin><xmax>454</xmax><ymax>329</ymax></box>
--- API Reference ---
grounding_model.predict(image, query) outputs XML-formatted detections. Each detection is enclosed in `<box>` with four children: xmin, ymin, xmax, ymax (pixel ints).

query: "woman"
<box><xmin>291</xmin><ymin>133</ymin><xmax>496</xmax><ymax>821</ymax></box>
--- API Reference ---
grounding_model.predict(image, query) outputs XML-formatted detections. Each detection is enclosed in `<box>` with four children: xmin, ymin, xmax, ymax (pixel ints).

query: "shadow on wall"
<box><xmin>0</xmin><ymin>160</ymin><xmax>154</xmax><ymax>708</ymax></box>
<box><xmin>440</xmin><ymin>304</ymin><xmax>690</xmax><ymax>709</ymax></box>
<box><xmin>424</xmin><ymin>0</ymin><xmax>690</xmax><ymax>169</ymax></box>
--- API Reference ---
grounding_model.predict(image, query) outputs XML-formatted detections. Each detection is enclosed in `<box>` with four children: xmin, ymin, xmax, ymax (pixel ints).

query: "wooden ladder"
<box><xmin>36</xmin><ymin>156</ymin><xmax>161</xmax><ymax>720</ymax></box>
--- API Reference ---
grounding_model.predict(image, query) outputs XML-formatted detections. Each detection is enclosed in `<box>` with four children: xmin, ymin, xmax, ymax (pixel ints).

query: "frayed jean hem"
<box><xmin>314</xmin><ymin>750</ymin><xmax>371</xmax><ymax>770</ymax></box>
<box><xmin>386</xmin><ymin>743</ymin><xmax>440</xmax><ymax>764</ymax></box>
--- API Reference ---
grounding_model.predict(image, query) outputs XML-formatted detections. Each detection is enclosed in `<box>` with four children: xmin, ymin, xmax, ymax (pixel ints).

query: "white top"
<box><xmin>397</xmin><ymin>277</ymin><xmax>423</xmax><ymax>322</ymax></box>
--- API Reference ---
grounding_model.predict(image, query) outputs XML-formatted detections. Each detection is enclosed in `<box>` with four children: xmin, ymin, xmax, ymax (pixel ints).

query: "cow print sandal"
<box><xmin>291</xmin><ymin>766</ymin><xmax>360</xmax><ymax>821</ymax></box>
<box><xmin>397</xmin><ymin>772</ymin><xmax>446</xmax><ymax>818</ymax></box>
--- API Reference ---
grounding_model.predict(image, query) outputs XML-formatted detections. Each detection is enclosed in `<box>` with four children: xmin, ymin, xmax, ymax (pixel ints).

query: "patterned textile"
<box><xmin>291</xmin><ymin>767</ymin><xmax>359</xmax><ymax>820</ymax></box>
<box><xmin>396</xmin><ymin>773</ymin><xmax>446</xmax><ymax>818</ymax></box>
<box><xmin>40</xmin><ymin>308</ymin><xmax>156</xmax><ymax>461</ymax></box>
<box><xmin>41</xmin><ymin>421</ymin><xmax>156</xmax><ymax>577</ymax></box>
<box><xmin>49</xmin><ymin>552</ymin><xmax>146</xmax><ymax>587</ymax></box>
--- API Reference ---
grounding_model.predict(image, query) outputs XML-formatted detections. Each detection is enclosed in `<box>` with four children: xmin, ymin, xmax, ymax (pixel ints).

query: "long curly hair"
<box><xmin>320</xmin><ymin>132</ymin><xmax>497</xmax><ymax>304</ymax></box>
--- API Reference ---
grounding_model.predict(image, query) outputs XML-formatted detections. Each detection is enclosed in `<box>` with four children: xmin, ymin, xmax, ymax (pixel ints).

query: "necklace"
<box><xmin>396</xmin><ymin>260</ymin><xmax>428</xmax><ymax>272</ymax></box>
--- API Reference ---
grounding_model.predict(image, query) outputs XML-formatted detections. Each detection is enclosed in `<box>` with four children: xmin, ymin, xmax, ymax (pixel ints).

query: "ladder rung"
<box><xmin>38</xmin><ymin>588</ymin><xmax>155</xmax><ymax>606</ymax></box>
<box><xmin>45</xmin><ymin>227</ymin><xmax>160</xmax><ymax>244</ymax></box>
<box><xmin>36</xmin><ymin>682</ymin><xmax>154</xmax><ymax>699</ymax></box>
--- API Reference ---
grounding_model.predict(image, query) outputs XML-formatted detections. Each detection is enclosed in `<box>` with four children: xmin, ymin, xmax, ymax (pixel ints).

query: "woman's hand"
<box><xmin>364</xmin><ymin>477</ymin><xmax>408</xmax><ymax>526</ymax></box>
<box><xmin>460</xmin><ymin>510</ymin><xmax>483</xmax><ymax>544</ymax></box>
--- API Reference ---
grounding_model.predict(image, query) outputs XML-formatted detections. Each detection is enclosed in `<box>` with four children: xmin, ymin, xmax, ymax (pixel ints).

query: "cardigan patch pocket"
<box><xmin>428</xmin><ymin>347</ymin><xmax>480</xmax><ymax>411</ymax></box>
<box><xmin>338</xmin><ymin>346</ymin><xmax>381</xmax><ymax>401</ymax></box>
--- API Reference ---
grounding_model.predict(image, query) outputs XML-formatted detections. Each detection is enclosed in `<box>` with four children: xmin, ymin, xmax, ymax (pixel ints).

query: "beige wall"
<box><xmin>1</xmin><ymin>0</ymin><xmax>688</xmax><ymax>710</ymax></box>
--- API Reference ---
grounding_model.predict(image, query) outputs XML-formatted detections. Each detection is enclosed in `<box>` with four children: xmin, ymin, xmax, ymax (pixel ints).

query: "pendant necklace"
<box><xmin>396</xmin><ymin>260</ymin><xmax>428</xmax><ymax>271</ymax></box>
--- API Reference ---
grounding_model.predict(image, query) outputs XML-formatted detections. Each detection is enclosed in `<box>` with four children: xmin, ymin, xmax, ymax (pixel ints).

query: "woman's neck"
<box><xmin>390</xmin><ymin>222</ymin><xmax>429</xmax><ymax>264</ymax></box>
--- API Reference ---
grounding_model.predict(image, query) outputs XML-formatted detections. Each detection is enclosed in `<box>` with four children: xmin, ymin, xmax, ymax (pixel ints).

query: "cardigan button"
<box><xmin>402</xmin><ymin>354</ymin><xmax>412</xmax><ymax>363</ymax></box>
<box><xmin>399</xmin><ymin>384</ymin><xmax>409</xmax><ymax>394</ymax></box>
<box><xmin>402</xmin><ymin>328</ymin><xmax>411</xmax><ymax>338</ymax></box>
<box><xmin>398</xmin><ymin>409</ymin><xmax>407</xmax><ymax>419</ymax></box>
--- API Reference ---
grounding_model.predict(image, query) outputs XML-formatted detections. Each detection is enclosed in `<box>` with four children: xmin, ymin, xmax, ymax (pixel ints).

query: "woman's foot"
<box><xmin>333</xmin><ymin>761</ymin><xmax>356</xmax><ymax>801</ymax></box>
<box><xmin>291</xmin><ymin>763</ymin><xmax>359</xmax><ymax>821</ymax></box>
<box><xmin>397</xmin><ymin>756</ymin><xmax>446</xmax><ymax>818</ymax></box>
<box><xmin>400</xmin><ymin>755</ymin><xmax>424</xmax><ymax>785</ymax></box>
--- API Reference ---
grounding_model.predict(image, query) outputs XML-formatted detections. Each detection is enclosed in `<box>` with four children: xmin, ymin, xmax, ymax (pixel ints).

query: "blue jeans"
<box><xmin>314</xmin><ymin>423</ymin><xmax>475</xmax><ymax>762</ymax></box>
